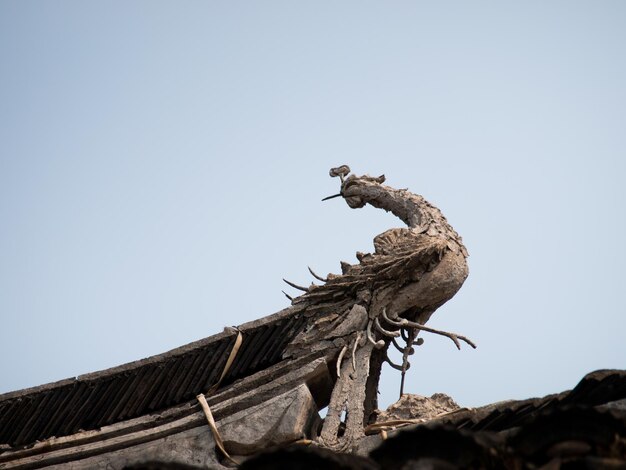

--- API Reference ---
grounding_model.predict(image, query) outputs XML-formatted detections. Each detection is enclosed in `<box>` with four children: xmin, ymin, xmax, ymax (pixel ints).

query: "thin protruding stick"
<box><xmin>366</xmin><ymin>319</ymin><xmax>385</xmax><ymax>349</ymax></box>
<box><xmin>374</xmin><ymin>316</ymin><xmax>400</xmax><ymax>338</ymax></box>
<box><xmin>401</xmin><ymin>328</ymin><xmax>410</xmax><ymax>343</ymax></box>
<box><xmin>399</xmin><ymin>328</ymin><xmax>416</xmax><ymax>398</ymax></box>
<box><xmin>197</xmin><ymin>394</ymin><xmax>239</xmax><ymax>465</ymax></box>
<box><xmin>382</xmin><ymin>308</ymin><xmax>476</xmax><ymax>350</ymax></box>
<box><xmin>336</xmin><ymin>344</ymin><xmax>348</xmax><ymax>378</ymax></box>
<box><xmin>391</xmin><ymin>336</ymin><xmax>406</xmax><ymax>353</ymax></box>
<box><xmin>308</xmin><ymin>266</ymin><xmax>328</xmax><ymax>282</ymax></box>
<box><xmin>283</xmin><ymin>278</ymin><xmax>309</xmax><ymax>292</ymax></box>
<box><xmin>402</xmin><ymin>320</ymin><xmax>476</xmax><ymax>350</ymax></box>
<box><xmin>351</xmin><ymin>332</ymin><xmax>362</xmax><ymax>371</ymax></box>
<box><xmin>384</xmin><ymin>352</ymin><xmax>404</xmax><ymax>371</ymax></box>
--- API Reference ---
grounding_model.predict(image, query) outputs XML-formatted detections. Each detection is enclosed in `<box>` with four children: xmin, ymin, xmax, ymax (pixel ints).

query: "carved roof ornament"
<box><xmin>0</xmin><ymin>166</ymin><xmax>476</xmax><ymax>465</ymax></box>
<box><xmin>283</xmin><ymin>165</ymin><xmax>475</xmax><ymax>451</ymax></box>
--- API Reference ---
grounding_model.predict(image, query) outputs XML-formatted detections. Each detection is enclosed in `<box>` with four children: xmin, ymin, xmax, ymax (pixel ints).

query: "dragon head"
<box><xmin>324</xmin><ymin>165</ymin><xmax>386</xmax><ymax>209</ymax></box>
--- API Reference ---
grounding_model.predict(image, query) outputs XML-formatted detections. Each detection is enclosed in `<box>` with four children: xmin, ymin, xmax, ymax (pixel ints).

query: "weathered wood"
<box><xmin>281</xmin><ymin>166</ymin><xmax>473</xmax><ymax>450</ymax></box>
<box><xmin>0</xmin><ymin>357</ymin><xmax>332</xmax><ymax>469</ymax></box>
<box><xmin>42</xmin><ymin>426</ymin><xmax>223</xmax><ymax>470</ymax></box>
<box><xmin>220</xmin><ymin>384</ymin><xmax>320</xmax><ymax>455</ymax></box>
<box><xmin>319</xmin><ymin>342</ymin><xmax>374</xmax><ymax>451</ymax></box>
<box><xmin>0</xmin><ymin>414</ymin><xmax>210</xmax><ymax>469</ymax></box>
<box><xmin>1</xmin><ymin>165</ymin><xmax>474</xmax><ymax>464</ymax></box>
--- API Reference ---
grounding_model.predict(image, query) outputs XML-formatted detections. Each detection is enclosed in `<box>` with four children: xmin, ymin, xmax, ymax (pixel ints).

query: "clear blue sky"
<box><xmin>1</xmin><ymin>2</ymin><xmax>625</xmax><ymax>410</ymax></box>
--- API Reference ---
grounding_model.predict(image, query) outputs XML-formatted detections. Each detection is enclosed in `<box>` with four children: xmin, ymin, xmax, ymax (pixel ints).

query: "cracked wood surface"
<box><xmin>282</xmin><ymin>166</ymin><xmax>472</xmax><ymax>450</ymax></box>
<box><xmin>0</xmin><ymin>358</ymin><xmax>331</xmax><ymax>469</ymax></box>
<box><xmin>0</xmin><ymin>165</ymin><xmax>473</xmax><ymax>464</ymax></box>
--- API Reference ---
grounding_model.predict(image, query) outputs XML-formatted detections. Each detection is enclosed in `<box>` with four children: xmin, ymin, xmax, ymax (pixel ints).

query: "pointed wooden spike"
<box><xmin>282</xmin><ymin>278</ymin><xmax>309</xmax><ymax>292</ymax></box>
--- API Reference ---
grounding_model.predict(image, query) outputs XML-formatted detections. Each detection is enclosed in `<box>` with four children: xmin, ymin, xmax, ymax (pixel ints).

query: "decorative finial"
<box><xmin>329</xmin><ymin>165</ymin><xmax>351</xmax><ymax>182</ymax></box>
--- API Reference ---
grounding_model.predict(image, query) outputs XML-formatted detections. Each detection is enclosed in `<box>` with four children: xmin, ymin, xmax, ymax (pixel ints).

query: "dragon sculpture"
<box><xmin>0</xmin><ymin>165</ymin><xmax>474</xmax><ymax>461</ymax></box>
<box><xmin>282</xmin><ymin>166</ymin><xmax>475</xmax><ymax>451</ymax></box>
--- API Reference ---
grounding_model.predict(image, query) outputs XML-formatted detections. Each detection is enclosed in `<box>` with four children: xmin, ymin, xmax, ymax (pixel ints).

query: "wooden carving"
<box><xmin>282</xmin><ymin>166</ymin><xmax>475</xmax><ymax>451</ymax></box>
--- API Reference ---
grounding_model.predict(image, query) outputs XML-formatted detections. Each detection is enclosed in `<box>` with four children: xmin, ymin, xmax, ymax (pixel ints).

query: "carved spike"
<box><xmin>351</xmin><ymin>332</ymin><xmax>361</xmax><ymax>372</ymax></box>
<box><xmin>391</xmin><ymin>337</ymin><xmax>405</xmax><ymax>353</ymax></box>
<box><xmin>322</xmin><ymin>193</ymin><xmax>342</xmax><ymax>201</ymax></box>
<box><xmin>382</xmin><ymin>308</ymin><xmax>475</xmax><ymax>349</ymax></box>
<box><xmin>382</xmin><ymin>308</ymin><xmax>403</xmax><ymax>327</ymax></box>
<box><xmin>401</xmin><ymin>319</ymin><xmax>477</xmax><ymax>350</ymax></box>
<box><xmin>399</xmin><ymin>328</ymin><xmax>416</xmax><ymax>397</ymax></box>
<box><xmin>384</xmin><ymin>353</ymin><xmax>404</xmax><ymax>371</ymax></box>
<box><xmin>401</xmin><ymin>328</ymin><xmax>424</xmax><ymax>347</ymax></box>
<box><xmin>336</xmin><ymin>344</ymin><xmax>348</xmax><ymax>378</ymax></box>
<box><xmin>308</xmin><ymin>266</ymin><xmax>328</xmax><ymax>283</ymax></box>
<box><xmin>366</xmin><ymin>319</ymin><xmax>385</xmax><ymax>349</ymax></box>
<box><xmin>399</xmin><ymin>368</ymin><xmax>407</xmax><ymax>398</ymax></box>
<box><xmin>282</xmin><ymin>291</ymin><xmax>293</xmax><ymax>301</ymax></box>
<box><xmin>282</xmin><ymin>278</ymin><xmax>309</xmax><ymax>292</ymax></box>
<box><xmin>401</xmin><ymin>328</ymin><xmax>410</xmax><ymax>343</ymax></box>
<box><xmin>374</xmin><ymin>316</ymin><xmax>400</xmax><ymax>338</ymax></box>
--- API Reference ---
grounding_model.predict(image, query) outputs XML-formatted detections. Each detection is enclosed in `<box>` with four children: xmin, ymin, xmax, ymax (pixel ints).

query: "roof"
<box><xmin>240</xmin><ymin>369</ymin><xmax>626</xmax><ymax>469</ymax></box>
<box><xmin>440</xmin><ymin>369</ymin><xmax>626</xmax><ymax>432</ymax></box>
<box><xmin>365</xmin><ymin>370</ymin><xmax>626</xmax><ymax>469</ymax></box>
<box><xmin>0</xmin><ymin>306</ymin><xmax>308</xmax><ymax>447</ymax></box>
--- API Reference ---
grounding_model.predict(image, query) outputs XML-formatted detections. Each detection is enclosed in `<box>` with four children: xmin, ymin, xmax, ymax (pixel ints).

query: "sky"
<box><xmin>0</xmin><ymin>2</ymin><xmax>625</xmax><ymax>411</ymax></box>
